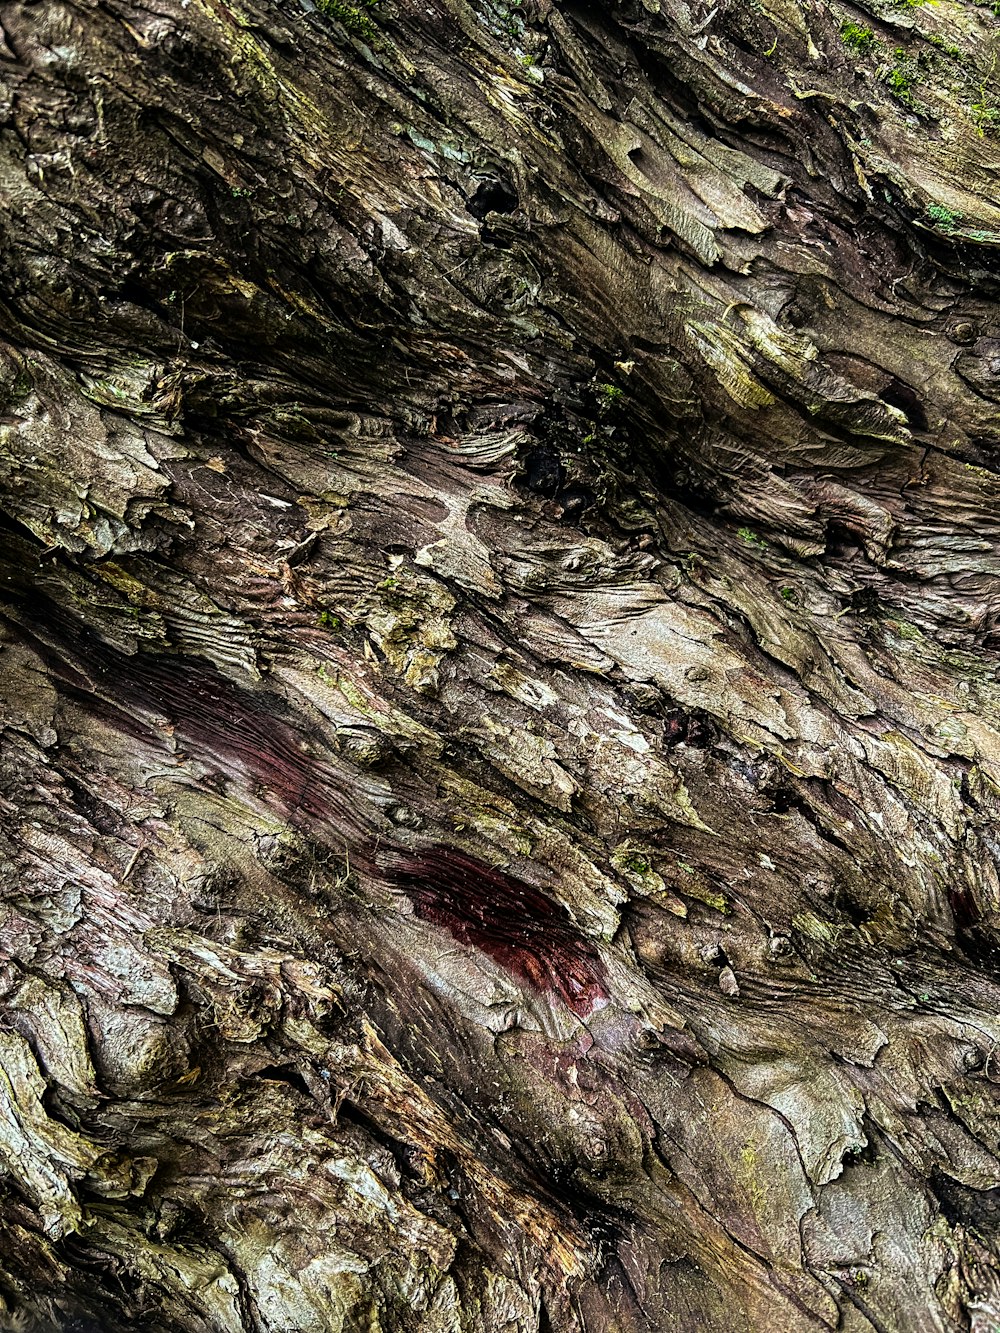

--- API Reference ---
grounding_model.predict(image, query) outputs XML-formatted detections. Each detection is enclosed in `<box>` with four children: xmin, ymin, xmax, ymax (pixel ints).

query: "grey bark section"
<box><xmin>2</xmin><ymin>0</ymin><xmax>1000</xmax><ymax>1328</ymax></box>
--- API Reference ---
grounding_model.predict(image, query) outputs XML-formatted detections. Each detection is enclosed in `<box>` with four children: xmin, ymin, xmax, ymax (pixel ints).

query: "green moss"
<box><xmin>686</xmin><ymin>883</ymin><xmax>730</xmax><ymax>914</ymax></box>
<box><xmin>498</xmin><ymin>0</ymin><xmax>524</xmax><ymax>37</ymax></box>
<box><xmin>738</xmin><ymin>527</ymin><xmax>768</xmax><ymax>549</ymax></box>
<box><xmin>887</xmin><ymin>617</ymin><xmax>924</xmax><ymax>640</ymax></box>
<box><xmin>927</xmin><ymin>34</ymin><xmax>961</xmax><ymax>58</ymax></box>
<box><xmin>885</xmin><ymin>48</ymin><xmax>919</xmax><ymax>106</ymax></box>
<box><xmin>840</xmin><ymin>21</ymin><xmax>876</xmax><ymax>53</ymax></box>
<box><xmin>317</xmin><ymin>610</ymin><xmax>342</xmax><ymax>631</ymax></box>
<box><xmin>971</xmin><ymin>97</ymin><xmax>1000</xmax><ymax>135</ymax></box>
<box><xmin>314</xmin><ymin>0</ymin><xmax>381</xmax><ymax>38</ymax></box>
<box><xmin>594</xmin><ymin>382</ymin><xmax>625</xmax><ymax>416</ymax></box>
<box><xmin>780</xmin><ymin>586</ymin><xmax>798</xmax><ymax>603</ymax></box>
<box><xmin>612</xmin><ymin>843</ymin><xmax>660</xmax><ymax>884</ymax></box>
<box><xmin>926</xmin><ymin>202</ymin><xmax>963</xmax><ymax>233</ymax></box>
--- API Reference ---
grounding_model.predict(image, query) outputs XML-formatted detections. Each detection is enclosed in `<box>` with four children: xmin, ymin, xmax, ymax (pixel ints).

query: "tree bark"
<box><xmin>2</xmin><ymin>0</ymin><xmax>1000</xmax><ymax>1327</ymax></box>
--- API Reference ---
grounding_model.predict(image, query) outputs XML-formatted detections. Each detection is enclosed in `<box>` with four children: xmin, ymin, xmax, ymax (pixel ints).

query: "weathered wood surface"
<box><xmin>3</xmin><ymin>0</ymin><xmax>1000</xmax><ymax>1327</ymax></box>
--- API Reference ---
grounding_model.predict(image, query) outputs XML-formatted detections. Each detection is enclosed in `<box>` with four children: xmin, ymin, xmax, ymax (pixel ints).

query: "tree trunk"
<box><xmin>2</xmin><ymin>0</ymin><xmax>1000</xmax><ymax>1327</ymax></box>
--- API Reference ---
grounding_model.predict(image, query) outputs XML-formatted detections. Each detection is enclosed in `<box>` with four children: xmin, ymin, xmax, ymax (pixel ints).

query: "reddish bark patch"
<box><xmin>116</xmin><ymin>655</ymin><xmax>376</xmax><ymax>857</ymax></box>
<box><xmin>14</xmin><ymin>600</ymin><xmax>370</xmax><ymax>852</ymax></box>
<box><xmin>387</xmin><ymin>847</ymin><xmax>609</xmax><ymax>1016</ymax></box>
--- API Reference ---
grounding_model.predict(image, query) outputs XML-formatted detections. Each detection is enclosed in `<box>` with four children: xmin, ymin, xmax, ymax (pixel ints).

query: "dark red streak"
<box><xmin>386</xmin><ymin>847</ymin><xmax>609</xmax><ymax>1016</ymax></box>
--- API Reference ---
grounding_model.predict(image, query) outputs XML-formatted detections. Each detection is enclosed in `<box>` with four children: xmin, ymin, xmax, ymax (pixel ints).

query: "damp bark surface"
<box><xmin>3</xmin><ymin>0</ymin><xmax>1000</xmax><ymax>1328</ymax></box>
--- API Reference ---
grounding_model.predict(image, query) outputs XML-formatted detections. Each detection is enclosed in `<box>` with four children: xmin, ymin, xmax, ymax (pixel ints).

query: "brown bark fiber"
<box><xmin>2</xmin><ymin>0</ymin><xmax>1000</xmax><ymax>1328</ymax></box>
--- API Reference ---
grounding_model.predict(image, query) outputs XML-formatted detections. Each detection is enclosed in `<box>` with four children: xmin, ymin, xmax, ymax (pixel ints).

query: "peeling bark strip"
<box><xmin>5</xmin><ymin>0</ymin><xmax>1000</xmax><ymax>1327</ymax></box>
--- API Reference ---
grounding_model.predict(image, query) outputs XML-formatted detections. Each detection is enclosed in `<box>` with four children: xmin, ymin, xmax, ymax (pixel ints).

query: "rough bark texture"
<box><xmin>3</xmin><ymin>0</ymin><xmax>1000</xmax><ymax>1328</ymax></box>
